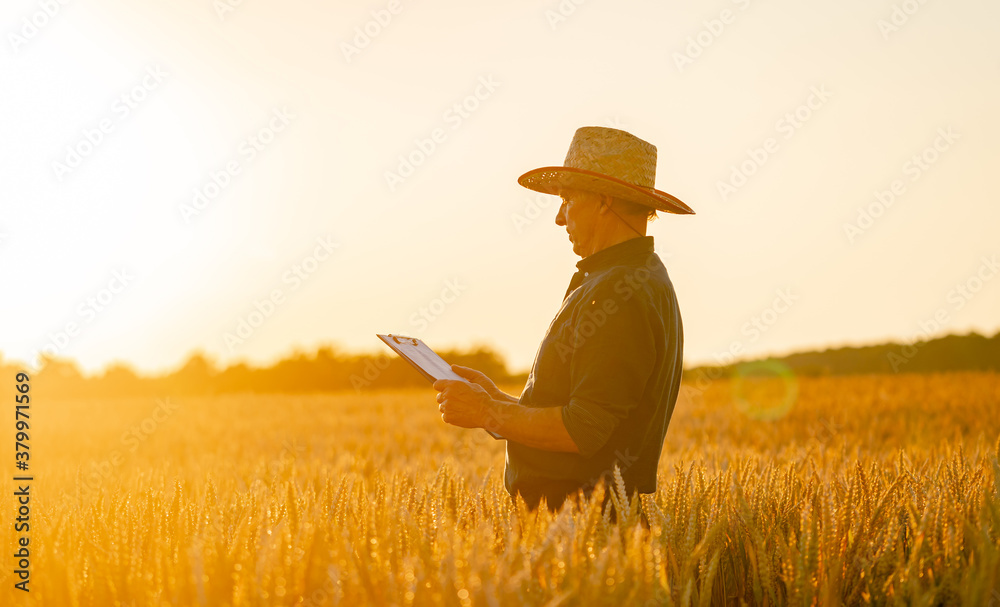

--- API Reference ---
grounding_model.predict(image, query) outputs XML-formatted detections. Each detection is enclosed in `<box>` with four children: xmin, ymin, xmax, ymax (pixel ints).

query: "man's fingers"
<box><xmin>451</xmin><ymin>365</ymin><xmax>481</xmax><ymax>380</ymax></box>
<box><xmin>434</xmin><ymin>378</ymin><xmax>470</xmax><ymax>392</ymax></box>
<box><xmin>436</xmin><ymin>386</ymin><xmax>461</xmax><ymax>402</ymax></box>
<box><xmin>439</xmin><ymin>383</ymin><xmax>475</xmax><ymax>401</ymax></box>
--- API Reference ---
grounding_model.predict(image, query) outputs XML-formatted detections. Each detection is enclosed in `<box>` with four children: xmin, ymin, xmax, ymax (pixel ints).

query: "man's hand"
<box><xmin>449</xmin><ymin>365</ymin><xmax>499</xmax><ymax>399</ymax></box>
<box><xmin>450</xmin><ymin>364</ymin><xmax>518</xmax><ymax>403</ymax></box>
<box><xmin>432</xmin><ymin>377</ymin><xmax>494</xmax><ymax>429</ymax></box>
<box><xmin>432</xmin><ymin>366</ymin><xmax>577</xmax><ymax>452</ymax></box>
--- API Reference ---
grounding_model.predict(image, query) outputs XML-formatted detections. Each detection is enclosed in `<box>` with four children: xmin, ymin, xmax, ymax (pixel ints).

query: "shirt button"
<box><xmin>584</xmin><ymin>272</ymin><xmax>589</xmax><ymax>277</ymax></box>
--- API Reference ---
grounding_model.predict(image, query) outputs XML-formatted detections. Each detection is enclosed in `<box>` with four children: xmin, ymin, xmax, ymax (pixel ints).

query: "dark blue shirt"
<box><xmin>504</xmin><ymin>236</ymin><xmax>684</xmax><ymax>508</ymax></box>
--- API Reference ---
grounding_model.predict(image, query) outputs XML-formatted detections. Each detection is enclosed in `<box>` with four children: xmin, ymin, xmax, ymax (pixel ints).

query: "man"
<box><xmin>433</xmin><ymin>126</ymin><xmax>694</xmax><ymax>510</ymax></box>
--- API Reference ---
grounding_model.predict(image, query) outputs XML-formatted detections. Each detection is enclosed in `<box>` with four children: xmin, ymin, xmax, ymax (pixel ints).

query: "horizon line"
<box><xmin>4</xmin><ymin>328</ymin><xmax>997</xmax><ymax>380</ymax></box>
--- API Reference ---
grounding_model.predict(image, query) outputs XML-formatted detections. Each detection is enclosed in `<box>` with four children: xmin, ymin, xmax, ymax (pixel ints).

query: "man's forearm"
<box><xmin>485</xmin><ymin>401</ymin><xmax>580</xmax><ymax>453</ymax></box>
<box><xmin>493</xmin><ymin>390</ymin><xmax>519</xmax><ymax>404</ymax></box>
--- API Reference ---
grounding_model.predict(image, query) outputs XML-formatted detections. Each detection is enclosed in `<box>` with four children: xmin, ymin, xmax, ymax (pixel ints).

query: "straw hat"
<box><xmin>518</xmin><ymin>126</ymin><xmax>694</xmax><ymax>215</ymax></box>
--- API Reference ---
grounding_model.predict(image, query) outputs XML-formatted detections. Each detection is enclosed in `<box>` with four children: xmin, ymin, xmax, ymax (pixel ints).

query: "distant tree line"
<box><xmin>2</xmin><ymin>331</ymin><xmax>997</xmax><ymax>399</ymax></box>
<box><xmin>0</xmin><ymin>345</ymin><xmax>523</xmax><ymax>398</ymax></box>
<box><xmin>687</xmin><ymin>331</ymin><xmax>1000</xmax><ymax>377</ymax></box>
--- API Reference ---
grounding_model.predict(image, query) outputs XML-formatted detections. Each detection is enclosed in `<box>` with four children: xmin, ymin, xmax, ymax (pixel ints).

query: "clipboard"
<box><xmin>376</xmin><ymin>334</ymin><xmax>503</xmax><ymax>440</ymax></box>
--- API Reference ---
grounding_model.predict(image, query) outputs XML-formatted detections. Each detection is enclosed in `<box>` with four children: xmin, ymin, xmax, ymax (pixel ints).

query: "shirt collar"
<box><xmin>576</xmin><ymin>236</ymin><xmax>655</xmax><ymax>276</ymax></box>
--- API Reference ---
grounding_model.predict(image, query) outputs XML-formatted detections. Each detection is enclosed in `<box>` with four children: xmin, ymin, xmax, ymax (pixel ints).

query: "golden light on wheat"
<box><xmin>3</xmin><ymin>372</ymin><xmax>998</xmax><ymax>605</ymax></box>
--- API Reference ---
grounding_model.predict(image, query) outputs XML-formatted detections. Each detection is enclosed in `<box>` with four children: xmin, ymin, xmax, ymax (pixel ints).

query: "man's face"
<box><xmin>555</xmin><ymin>189</ymin><xmax>604</xmax><ymax>257</ymax></box>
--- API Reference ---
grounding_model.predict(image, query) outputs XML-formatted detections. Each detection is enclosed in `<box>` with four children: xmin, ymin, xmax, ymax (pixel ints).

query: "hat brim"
<box><xmin>518</xmin><ymin>166</ymin><xmax>695</xmax><ymax>215</ymax></box>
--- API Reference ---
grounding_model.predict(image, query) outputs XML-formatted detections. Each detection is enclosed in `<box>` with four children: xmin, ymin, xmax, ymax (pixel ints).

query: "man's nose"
<box><xmin>555</xmin><ymin>202</ymin><xmax>566</xmax><ymax>226</ymax></box>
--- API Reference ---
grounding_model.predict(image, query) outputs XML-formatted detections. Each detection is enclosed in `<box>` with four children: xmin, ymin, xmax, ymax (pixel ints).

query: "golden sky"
<box><xmin>2</xmin><ymin>0</ymin><xmax>998</xmax><ymax>374</ymax></box>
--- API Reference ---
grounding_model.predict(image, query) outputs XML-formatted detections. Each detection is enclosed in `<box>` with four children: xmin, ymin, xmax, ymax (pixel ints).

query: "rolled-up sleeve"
<box><xmin>560</xmin><ymin>279</ymin><xmax>656</xmax><ymax>458</ymax></box>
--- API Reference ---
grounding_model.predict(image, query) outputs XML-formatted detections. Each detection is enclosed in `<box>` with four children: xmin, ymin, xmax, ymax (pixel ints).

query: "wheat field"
<box><xmin>3</xmin><ymin>372</ymin><xmax>999</xmax><ymax>606</ymax></box>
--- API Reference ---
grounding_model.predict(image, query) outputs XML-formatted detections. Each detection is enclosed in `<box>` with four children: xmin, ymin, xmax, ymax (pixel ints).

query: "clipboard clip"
<box><xmin>389</xmin><ymin>334</ymin><xmax>418</xmax><ymax>346</ymax></box>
